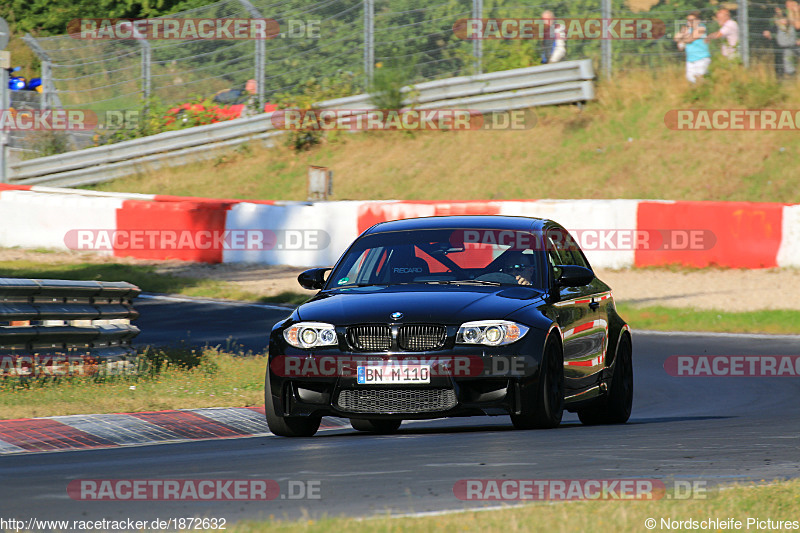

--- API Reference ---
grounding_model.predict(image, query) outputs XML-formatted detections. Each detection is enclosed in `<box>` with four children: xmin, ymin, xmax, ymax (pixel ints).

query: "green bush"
<box><xmin>26</xmin><ymin>131</ymin><xmax>72</xmax><ymax>157</ymax></box>
<box><xmin>273</xmin><ymin>72</ymin><xmax>359</xmax><ymax>151</ymax></box>
<box><xmin>139</xmin><ymin>343</ymin><xmax>208</xmax><ymax>374</ymax></box>
<box><xmin>368</xmin><ymin>62</ymin><xmax>414</xmax><ymax>111</ymax></box>
<box><xmin>684</xmin><ymin>59</ymin><xmax>787</xmax><ymax>108</ymax></box>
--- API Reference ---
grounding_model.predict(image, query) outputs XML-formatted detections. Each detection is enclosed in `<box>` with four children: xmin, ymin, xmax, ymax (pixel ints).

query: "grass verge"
<box><xmin>617</xmin><ymin>303</ymin><xmax>800</xmax><ymax>335</ymax></box>
<box><xmin>0</xmin><ymin>349</ymin><xmax>266</xmax><ymax>420</ymax></box>
<box><xmin>228</xmin><ymin>479</ymin><xmax>800</xmax><ymax>533</ymax></box>
<box><xmin>90</xmin><ymin>63</ymin><xmax>800</xmax><ymax>204</ymax></box>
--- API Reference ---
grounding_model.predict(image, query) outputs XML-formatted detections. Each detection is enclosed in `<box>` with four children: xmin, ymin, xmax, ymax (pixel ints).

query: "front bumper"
<box><xmin>266</xmin><ymin>343</ymin><xmax>544</xmax><ymax>420</ymax></box>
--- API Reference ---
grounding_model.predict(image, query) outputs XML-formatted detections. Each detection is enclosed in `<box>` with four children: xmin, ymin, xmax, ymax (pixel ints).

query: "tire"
<box><xmin>511</xmin><ymin>337</ymin><xmax>564</xmax><ymax>430</ymax></box>
<box><xmin>264</xmin><ymin>376</ymin><xmax>321</xmax><ymax>437</ymax></box>
<box><xmin>578</xmin><ymin>334</ymin><xmax>633</xmax><ymax>425</ymax></box>
<box><xmin>350</xmin><ymin>418</ymin><xmax>402</xmax><ymax>434</ymax></box>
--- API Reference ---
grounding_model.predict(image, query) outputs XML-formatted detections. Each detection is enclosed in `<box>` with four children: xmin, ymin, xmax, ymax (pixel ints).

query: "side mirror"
<box><xmin>298</xmin><ymin>268</ymin><xmax>331</xmax><ymax>290</ymax></box>
<box><xmin>556</xmin><ymin>265</ymin><xmax>594</xmax><ymax>287</ymax></box>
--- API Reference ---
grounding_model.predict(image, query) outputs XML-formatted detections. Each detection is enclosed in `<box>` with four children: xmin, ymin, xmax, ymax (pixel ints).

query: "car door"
<box><xmin>545</xmin><ymin>227</ymin><xmax>609</xmax><ymax>392</ymax></box>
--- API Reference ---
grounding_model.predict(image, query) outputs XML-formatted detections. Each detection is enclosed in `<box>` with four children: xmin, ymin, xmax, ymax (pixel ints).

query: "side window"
<box><xmin>546</xmin><ymin>237</ymin><xmax>564</xmax><ymax>282</ymax></box>
<box><xmin>548</xmin><ymin>228</ymin><xmax>589</xmax><ymax>268</ymax></box>
<box><xmin>568</xmin><ymin>248</ymin><xmax>590</xmax><ymax>269</ymax></box>
<box><xmin>546</xmin><ymin>235</ymin><xmax>570</xmax><ymax>265</ymax></box>
<box><xmin>561</xmin><ymin>230</ymin><xmax>590</xmax><ymax>269</ymax></box>
<box><xmin>342</xmin><ymin>247</ymin><xmax>388</xmax><ymax>284</ymax></box>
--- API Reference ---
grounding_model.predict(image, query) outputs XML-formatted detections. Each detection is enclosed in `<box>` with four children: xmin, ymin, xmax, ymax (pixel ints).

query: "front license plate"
<box><xmin>357</xmin><ymin>364</ymin><xmax>431</xmax><ymax>384</ymax></box>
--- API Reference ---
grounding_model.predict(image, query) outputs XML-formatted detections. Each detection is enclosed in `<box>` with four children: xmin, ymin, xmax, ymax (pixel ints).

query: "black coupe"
<box><xmin>265</xmin><ymin>215</ymin><xmax>632</xmax><ymax>437</ymax></box>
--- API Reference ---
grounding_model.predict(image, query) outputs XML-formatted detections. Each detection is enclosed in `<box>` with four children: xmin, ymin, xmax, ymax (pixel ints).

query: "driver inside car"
<box><xmin>504</xmin><ymin>253</ymin><xmax>536</xmax><ymax>286</ymax></box>
<box><xmin>483</xmin><ymin>251</ymin><xmax>536</xmax><ymax>286</ymax></box>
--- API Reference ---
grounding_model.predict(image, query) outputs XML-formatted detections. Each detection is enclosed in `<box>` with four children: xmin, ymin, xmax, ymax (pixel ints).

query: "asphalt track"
<box><xmin>1</xmin><ymin>297</ymin><xmax>799</xmax><ymax>527</ymax></box>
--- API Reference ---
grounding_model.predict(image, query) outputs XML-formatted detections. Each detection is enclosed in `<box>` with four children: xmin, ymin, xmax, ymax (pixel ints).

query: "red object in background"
<box><xmin>115</xmin><ymin>200</ymin><xmax>233</xmax><ymax>263</ymax></box>
<box><xmin>635</xmin><ymin>201</ymin><xmax>785</xmax><ymax>268</ymax></box>
<box><xmin>357</xmin><ymin>201</ymin><xmax>501</xmax><ymax>234</ymax></box>
<box><xmin>357</xmin><ymin>201</ymin><xmax>502</xmax><ymax>271</ymax></box>
<box><xmin>164</xmin><ymin>101</ymin><xmax>278</xmax><ymax>126</ymax></box>
<box><xmin>164</xmin><ymin>84</ymin><xmax>278</xmax><ymax>126</ymax></box>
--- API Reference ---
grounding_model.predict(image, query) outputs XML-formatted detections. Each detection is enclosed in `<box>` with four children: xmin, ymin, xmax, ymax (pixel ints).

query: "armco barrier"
<box><xmin>0</xmin><ymin>184</ymin><xmax>798</xmax><ymax>270</ymax></box>
<box><xmin>0</xmin><ymin>278</ymin><xmax>140</xmax><ymax>368</ymax></box>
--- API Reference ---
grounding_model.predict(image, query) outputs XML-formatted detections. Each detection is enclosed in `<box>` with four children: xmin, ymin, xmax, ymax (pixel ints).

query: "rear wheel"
<box><xmin>264</xmin><ymin>377</ymin><xmax>321</xmax><ymax>437</ymax></box>
<box><xmin>350</xmin><ymin>418</ymin><xmax>402</xmax><ymax>434</ymax></box>
<box><xmin>578</xmin><ymin>334</ymin><xmax>633</xmax><ymax>425</ymax></box>
<box><xmin>511</xmin><ymin>338</ymin><xmax>564</xmax><ymax>430</ymax></box>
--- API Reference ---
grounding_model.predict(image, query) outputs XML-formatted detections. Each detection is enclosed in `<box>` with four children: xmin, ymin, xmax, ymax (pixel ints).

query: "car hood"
<box><xmin>296</xmin><ymin>285</ymin><xmax>545</xmax><ymax>325</ymax></box>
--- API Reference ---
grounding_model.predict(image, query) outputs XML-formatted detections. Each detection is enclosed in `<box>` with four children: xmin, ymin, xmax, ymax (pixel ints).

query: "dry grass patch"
<box><xmin>91</xmin><ymin>66</ymin><xmax>800</xmax><ymax>203</ymax></box>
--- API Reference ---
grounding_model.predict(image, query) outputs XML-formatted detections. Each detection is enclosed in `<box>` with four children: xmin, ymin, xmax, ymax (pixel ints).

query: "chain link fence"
<box><xmin>7</xmin><ymin>0</ymin><xmax>797</xmax><ymax>158</ymax></box>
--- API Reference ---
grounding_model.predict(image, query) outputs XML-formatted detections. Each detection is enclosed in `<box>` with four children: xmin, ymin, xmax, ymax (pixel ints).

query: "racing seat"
<box><xmin>389</xmin><ymin>256</ymin><xmax>430</xmax><ymax>283</ymax></box>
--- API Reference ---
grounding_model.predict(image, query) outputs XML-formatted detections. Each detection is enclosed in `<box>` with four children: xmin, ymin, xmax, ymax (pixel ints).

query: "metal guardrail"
<box><xmin>0</xmin><ymin>279</ymin><xmax>140</xmax><ymax>369</ymax></box>
<box><xmin>6</xmin><ymin>60</ymin><xmax>595</xmax><ymax>187</ymax></box>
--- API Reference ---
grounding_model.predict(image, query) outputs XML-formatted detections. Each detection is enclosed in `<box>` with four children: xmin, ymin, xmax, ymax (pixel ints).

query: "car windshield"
<box><xmin>326</xmin><ymin>228</ymin><xmax>546</xmax><ymax>290</ymax></box>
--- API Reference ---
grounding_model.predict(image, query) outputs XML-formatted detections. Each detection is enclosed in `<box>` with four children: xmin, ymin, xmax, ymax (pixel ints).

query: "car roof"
<box><xmin>362</xmin><ymin>215</ymin><xmax>552</xmax><ymax>235</ymax></box>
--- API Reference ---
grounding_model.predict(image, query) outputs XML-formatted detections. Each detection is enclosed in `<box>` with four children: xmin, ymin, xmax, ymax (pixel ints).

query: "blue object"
<box><xmin>686</xmin><ymin>24</ymin><xmax>711</xmax><ymax>62</ymax></box>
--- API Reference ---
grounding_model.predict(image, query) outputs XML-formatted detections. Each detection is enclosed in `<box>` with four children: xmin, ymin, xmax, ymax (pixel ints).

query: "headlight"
<box><xmin>456</xmin><ymin>320</ymin><xmax>528</xmax><ymax>346</ymax></box>
<box><xmin>283</xmin><ymin>322</ymin><xmax>338</xmax><ymax>349</ymax></box>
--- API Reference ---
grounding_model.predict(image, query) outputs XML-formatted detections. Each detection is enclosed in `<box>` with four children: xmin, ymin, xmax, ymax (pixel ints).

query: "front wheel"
<box><xmin>578</xmin><ymin>334</ymin><xmax>633</xmax><ymax>425</ymax></box>
<box><xmin>264</xmin><ymin>377</ymin><xmax>321</xmax><ymax>437</ymax></box>
<box><xmin>350</xmin><ymin>418</ymin><xmax>402</xmax><ymax>434</ymax></box>
<box><xmin>511</xmin><ymin>338</ymin><xmax>564</xmax><ymax>430</ymax></box>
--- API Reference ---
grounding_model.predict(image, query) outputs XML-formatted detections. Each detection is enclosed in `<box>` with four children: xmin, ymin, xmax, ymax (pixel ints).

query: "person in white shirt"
<box><xmin>540</xmin><ymin>10</ymin><xmax>566</xmax><ymax>64</ymax></box>
<box><xmin>708</xmin><ymin>8</ymin><xmax>739</xmax><ymax>59</ymax></box>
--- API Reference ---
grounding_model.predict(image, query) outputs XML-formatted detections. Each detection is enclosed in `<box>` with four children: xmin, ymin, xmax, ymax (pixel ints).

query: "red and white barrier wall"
<box><xmin>1</xmin><ymin>184</ymin><xmax>797</xmax><ymax>269</ymax></box>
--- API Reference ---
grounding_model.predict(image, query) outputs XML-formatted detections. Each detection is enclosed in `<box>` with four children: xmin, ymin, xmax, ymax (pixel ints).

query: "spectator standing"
<box><xmin>786</xmin><ymin>1</ymin><xmax>800</xmax><ymax>70</ymax></box>
<box><xmin>540</xmin><ymin>11</ymin><xmax>566</xmax><ymax>64</ymax></box>
<box><xmin>786</xmin><ymin>0</ymin><xmax>800</xmax><ymax>30</ymax></box>
<box><xmin>763</xmin><ymin>7</ymin><xmax>797</xmax><ymax>78</ymax></box>
<box><xmin>674</xmin><ymin>11</ymin><xmax>711</xmax><ymax>83</ymax></box>
<box><xmin>708</xmin><ymin>8</ymin><xmax>739</xmax><ymax>59</ymax></box>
